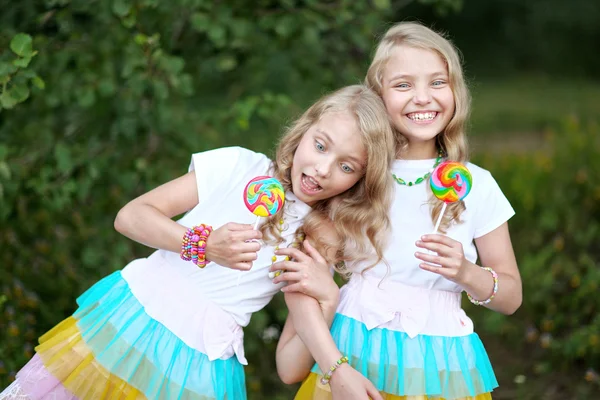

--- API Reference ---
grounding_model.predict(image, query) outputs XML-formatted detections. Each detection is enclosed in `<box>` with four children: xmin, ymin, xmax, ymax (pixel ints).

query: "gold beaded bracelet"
<box><xmin>319</xmin><ymin>355</ymin><xmax>349</xmax><ymax>385</ymax></box>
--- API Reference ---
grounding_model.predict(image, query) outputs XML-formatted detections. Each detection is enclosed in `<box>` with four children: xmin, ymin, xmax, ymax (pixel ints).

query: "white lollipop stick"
<box><xmin>432</xmin><ymin>203</ymin><xmax>447</xmax><ymax>234</ymax></box>
<box><xmin>253</xmin><ymin>216</ymin><xmax>261</xmax><ymax>230</ymax></box>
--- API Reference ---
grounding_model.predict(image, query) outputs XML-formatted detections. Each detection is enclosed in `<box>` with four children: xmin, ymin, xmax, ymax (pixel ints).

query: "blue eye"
<box><xmin>396</xmin><ymin>83</ymin><xmax>410</xmax><ymax>89</ymax></box>
<box><xmin>432</xmin><ymin>80</ymin><xmax>446</xmax><ymax>87</ymax></box>
<box><xmin>315</xmin><ymin>141</ymin><xmax>325</xmax><ymax>152</ymax></box>
<box><xmin>341</xmin><ymin>164</ymin><xmax>354</xmax><ymax>173</ymax></box>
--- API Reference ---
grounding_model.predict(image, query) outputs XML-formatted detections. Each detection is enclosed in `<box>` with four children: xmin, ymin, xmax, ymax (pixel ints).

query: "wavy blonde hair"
<box><xmin>260</xmin><ymin>85</ymin><xmax>396</xmax><ymax>273</ymax></box>
<box><xmin>365</xmin><ymin>22</ymin><xmax>471</xmax><ymax>232</ymax></box>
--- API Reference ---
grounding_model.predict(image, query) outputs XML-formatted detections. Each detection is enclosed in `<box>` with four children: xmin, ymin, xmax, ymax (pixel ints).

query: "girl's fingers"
<box><xmin>237</xmin><ymin>252</ymin><xmax>259</xmax><ymax>262</ymax></box>
<box><xmin>303</xmin><ymin>240</ymin><xmax>327</xmax><ymax>265</ymax></box>
<box><xmin>280</xmin><ymin>282</ymin><xmax>305</xmax><ymax>293</ymax></box>
<box><xmin>271</xmin><ymin>271</ymin><xmax>302</xmax><ymax>284</ymax></box>
<box><xmin>415</xmin><ymin>241</ymin><xmax>452</xmax><ymax>256</ymax></box>
<box><xmin>275</xmin><ymin>247</ymin><xmax>311</xmax><ymax>263</ymax></box>
<box><xmin>238</xmin><ymin>241</ymin><xmax>261</xmax><ymax>253</ymax></box>
<box><xmin>230</xmin><ymin>262</ymin><xmax>252</xmax><ymax>271</ymax></box>
<box><xmin>421</xmin><ymin>234</ymin><xmax>461</xmax><ymax>248</ymax></box>
<box><xmin>419</xmin><ymin>262</ymin><xmax>451</xmax><ymax>276</ymax></box>
<box><xmin>269</xmin><ymin>260</ymin><xmax>298</xmax><ymax>272</ymax></box>
<box><xmin>414</xmin><ymin>251</ymin><xmax>443</xmax><ymax>265</ymax></box>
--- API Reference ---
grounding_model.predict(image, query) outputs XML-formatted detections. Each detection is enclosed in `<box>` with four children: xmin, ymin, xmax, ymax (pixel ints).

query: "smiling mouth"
<box><xmin>301</xmin><ymin>174</ymin><xmax>323</xmax><ymax>194</ymax></box>
<box><xmin>406</xmin><ymin>112</ymin><xmax>438</xmax><ymax>123</ymax></box>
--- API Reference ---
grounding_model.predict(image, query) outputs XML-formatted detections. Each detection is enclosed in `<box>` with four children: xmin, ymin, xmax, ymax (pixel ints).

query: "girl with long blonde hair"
<box><xmin>279</xmin><ymin>22</ymin><xmax>522</xmax><ymax>400</ymax></box>
<box><xmin>0</xmin><ymin>85</ymin><xmax>396</xmax><ymax>400</ymax></box>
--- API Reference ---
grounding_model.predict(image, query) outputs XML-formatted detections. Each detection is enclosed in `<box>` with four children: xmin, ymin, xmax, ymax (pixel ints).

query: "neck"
<box><xmin>399</xmin><ymin>139</ymin><xmax>438</xmax><ymax>160</ymax></box>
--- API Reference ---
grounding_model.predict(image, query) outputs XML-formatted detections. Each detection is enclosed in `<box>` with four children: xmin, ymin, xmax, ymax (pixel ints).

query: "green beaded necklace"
<box><xmin>392</xmin><ymin>151</ymin><xmax>443</xmax><ymax>187</ymax></box>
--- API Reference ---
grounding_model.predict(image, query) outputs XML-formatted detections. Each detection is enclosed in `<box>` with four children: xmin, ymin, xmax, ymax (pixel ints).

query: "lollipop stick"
<box><xmin>432</xmin><ymin>203</ymin><xmax>447</xmax><ymax>234</ymax></box>
<box><xmin>253</xmin><ymin>216</ymin><xmax>261</xmax><ymax>230</ymax></box>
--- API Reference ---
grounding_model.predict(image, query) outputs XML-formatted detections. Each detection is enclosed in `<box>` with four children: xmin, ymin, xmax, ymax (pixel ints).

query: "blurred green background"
<box><xmin>1</xmin><ymin>0</ymin><xmax>599</xmax><ymax>398</ymax></box>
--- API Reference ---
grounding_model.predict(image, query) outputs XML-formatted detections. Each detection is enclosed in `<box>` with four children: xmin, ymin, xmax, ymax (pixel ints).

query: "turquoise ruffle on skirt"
<box><xmin>311</xmin><ymin>313</ymin><xmax>497</xmax><ymax>398</ymax></box>
<box><xmin>74</xmin><ymin>271</ymin><xmax>246</xmax><ymax>400</ymax></box>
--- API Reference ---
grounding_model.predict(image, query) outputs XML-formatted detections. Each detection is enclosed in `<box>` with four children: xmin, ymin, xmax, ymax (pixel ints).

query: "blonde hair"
<box><xmin>261</xmin><ymin>85</ymin><xmax>396</xmax><ymax>273</ymax></box>
<box><xmin>365</xmin><ymin>21</ymin><xmax>470</xmax><ymax>232</ymax></box>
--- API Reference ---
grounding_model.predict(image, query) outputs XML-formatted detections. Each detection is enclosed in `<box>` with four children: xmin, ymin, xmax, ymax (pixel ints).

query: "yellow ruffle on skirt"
<box><xmin>295</xmin><ymin>373</ymin><xmax>493</xmax><ymax>400</ymax></box>
<box><xmin>16</xmin><ymin>270</ymin><xmax>246</xmax><ymax>400</ymax></box>
<box><xmin>36</xmin><ymin>316</ymin><xmax>147</xmax><ymax>400</ymax></box>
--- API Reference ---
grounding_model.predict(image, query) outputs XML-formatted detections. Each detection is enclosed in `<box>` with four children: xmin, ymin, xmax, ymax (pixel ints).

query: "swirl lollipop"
<box><xmin>430</xmin><ymin>161</ymin><xmax>472</xmax><ymax>233</ymax></box>
<box><xmin>244</xmin><ymin>176</ymin><xmax>285</xmax><ymax>228</ymax></box>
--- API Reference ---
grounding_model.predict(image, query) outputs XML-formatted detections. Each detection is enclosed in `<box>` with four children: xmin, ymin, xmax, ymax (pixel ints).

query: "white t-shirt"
<box><xmin>158</xmin><ymin>146</ymin><xmax>312</xmax><ymax>325</ymax></box>
<box><xmin>354</xmin><ymin>157</ymin><xmax>515</xmax><ymax>292</ymax></box>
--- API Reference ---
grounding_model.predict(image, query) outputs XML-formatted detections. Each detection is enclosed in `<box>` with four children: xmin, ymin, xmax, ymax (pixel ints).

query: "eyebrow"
<box><xmin>387</xmin><ymin>72</ymin><xmax>448</xmax><ymax>82</ymax></box>
<box><xmin>316</xmin><ymin>128</ymin><xmax>365</xmax><ymax>168</ymax></box>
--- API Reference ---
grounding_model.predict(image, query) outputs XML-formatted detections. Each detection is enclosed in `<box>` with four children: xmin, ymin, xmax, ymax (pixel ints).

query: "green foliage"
<box><xmin>0</xmin><ymin>0</ymin><xmax>410</xmax><ymax>394</ymax></box>
<box><xmin>469</xmin><ymin>119</ymin><xmax>600</xmax><ymax>389</ymax></box>
<box><xmin>0</xmin><ymin>33</ymin><xmax>42</xmax><ymax>110</ymax></box>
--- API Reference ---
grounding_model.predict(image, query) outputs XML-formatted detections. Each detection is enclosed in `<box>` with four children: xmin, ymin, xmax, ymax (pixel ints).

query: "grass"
<box><xmin>469</xmin><ymin>74</ymin><xmax>600</xmax><ymax>137</ymax></box>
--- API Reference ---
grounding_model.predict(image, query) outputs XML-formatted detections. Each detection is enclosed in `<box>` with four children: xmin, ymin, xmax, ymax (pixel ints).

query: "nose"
<box><xmin>413</xmin><ymin>86</ymin><xmax>432</xmax><ymax>105</ymax></box>
<box><xmin>315</xmin><ymin>158</ymin><xmax>333</xmax><ymax>178</ymax></box>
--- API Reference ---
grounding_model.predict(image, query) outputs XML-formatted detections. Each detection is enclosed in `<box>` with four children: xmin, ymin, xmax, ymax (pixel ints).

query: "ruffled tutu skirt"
<box><xmin>0</xmin><ymin>270</ymin><xmax>246</xmax><ymax>400</ymax></box>
<box><xmin>295</xmin><ymin>276</ymin><xmax>498</xmax><ymax>400</ymax></box>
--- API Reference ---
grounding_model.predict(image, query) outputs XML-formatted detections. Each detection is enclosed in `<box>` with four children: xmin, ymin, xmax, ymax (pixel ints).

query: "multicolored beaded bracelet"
<box><xmin>180</xmin><ymin>224</ymin><xmax>213</xmax><ymax>268</ymax></box>
<box><xmin>466</xmin><ymin>266</ymin><xmax>498</xmax><ymax>306</ymax></box>
<box><xmin>319</xmin><ymin>355</ymin><xmax>349</xmax><ymax>385</ymax></box>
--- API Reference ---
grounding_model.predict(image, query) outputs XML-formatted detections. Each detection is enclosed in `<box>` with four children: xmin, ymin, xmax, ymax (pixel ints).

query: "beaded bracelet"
<box><xmin>180</xmin><ymin>224</ymin><xmax>213</xmax><ymax>268</ymax></box>
<box><xmin>319</xmin><ymin>355</ymin><xmax>349</xmax><ymax>385</ymax></box>
<box><xmin>466</xmin><ymin>266</ymin><xmax>498</xmax><ymax>306</ymax></box>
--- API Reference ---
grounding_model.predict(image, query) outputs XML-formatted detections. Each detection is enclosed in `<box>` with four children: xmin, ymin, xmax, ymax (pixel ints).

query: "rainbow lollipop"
<box><xmin>430</xmin><ymin>161</ymin><xmax>472</xmax><ymax>233</ymax></box>
<box><xmin>244</xmin><ymin>176</ymin><xmax>285</xmax><ymax>228</ymax></box>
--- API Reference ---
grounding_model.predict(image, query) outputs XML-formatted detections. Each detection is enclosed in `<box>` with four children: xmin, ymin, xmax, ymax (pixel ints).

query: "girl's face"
<box><xmin>380</xmin><ymin>45</ymin><xmax>455</xmax><ymax>158</ymax></box>
<box><xmin>291</xmin><ymin>111</ymin><xmax>366</xmax><ymax>206</ymax></box>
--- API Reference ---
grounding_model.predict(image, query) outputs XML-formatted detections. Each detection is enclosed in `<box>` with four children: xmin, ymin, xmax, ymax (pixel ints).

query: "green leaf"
<box><xmin>122</xmin><ymin>12</ymin><xmax>137</xmax><ymax>28</ymax></box>
<box><xmin>190</xmin><ymin>12</ymin><xmax>209</xmax><ymax>32</ymax></box>
<box><xmin>218</xmin><ymin>55</ymin><xmax>237</xmax><ymax>71</ymax></box>
<box><xmin>160</xmin><ymin>55</ymin><xmax>185</xmax><ymax>75</ymax></box>
<box><xmin>152</xmin><ymin>80</ymin><xmax>169</xmax><ymax>100</ymax></box>
<box><xmin>0</xmin><ymin>62</ymin><xmax>18</xmax><ymax>76</ymax></box>
<box><xmin>134</xmin><ymin>33</ymin><xmax>148</xmax><ymax>46</ymax></box>
<box><xmin>0</xmin><ymin>161</ymin><xmax>11</xmax><ymax>180</ymax></box>
<box><xmin>13</xmin><ymin>57</ymin><xmax>32</xmax><ymax>68</ymax></box>
<box><xmin>76</xmin><ymin>87</ymin><xmax>96</xmax><ymax>107</ymax></box>
<box><xmin>373</xmin><ymin>0</ymin><xmax>391</xmax><ymax>9</ymax></box>
<box><xmin>31</xmin><ymin>75</ymin><xmax>46</xmax><ymax>90</ymax></box>
<box><xmin>54</xmin><ymin>143</ymin><xmax>72</xmax><ymax>173</ymax></box>
<box><xmin>11</xmin><ymin>83</ymin><xmax>31</xmax><ymax>102</ymax></box>
<box><xmin>112</xmin><ymin>0</ymin><xmax>132</xmax><ymax>17</ymax></box>
<box><xmin>0</xmin><ymin>92</ymin><xmax>18</xmax><ymax>109</ymax></box>
<box><xmin>10</xmin><ymin>33</ymin><xmax>34</xmax><ymax>57</ymax></box>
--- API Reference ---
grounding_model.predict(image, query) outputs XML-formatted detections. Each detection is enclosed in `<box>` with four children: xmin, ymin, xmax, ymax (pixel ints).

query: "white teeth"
<box><xmin>408</xmin><ymin>112</ymin><xmax>436</xmax><ymax>121</ymax></box>
<box><xmin>303</xmin><ymin>175</ymin><xmax>321</xmax><ymax>190</ymax></box>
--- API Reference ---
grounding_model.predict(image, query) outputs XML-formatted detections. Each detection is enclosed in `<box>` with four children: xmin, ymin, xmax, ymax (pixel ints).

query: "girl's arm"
<box><xmin>114</xmin><ymin>171</ymin><xmax>199</xmax><ymax>251</ymax></box>
<box><xmin>416</xmin><ymin>222</ymin><xmax>522</xmax><ymax>315</ymax></box>
<box><xmin>114</xmin><ymin>171</ymin><xmax>261</xmax><ymax>268</ymax></box>
<box><xmin>277</xmin><ymin>271</ymin><xmax>382</xmax><ymax>399</ymax></box>
<box><xmin>276</xmin><ymin>293</ymin><xmax>339</xmax><ymax>383</ymax></box>
<box><xmin>272</xmin><ymin>234</ymin><xmax>383</xmax><ymax>399</ymax></box>
<box><xmin>467</xmin><ymin>222</ymin><xmax>521</xmax><ymax>314</ymax></box>
<box><xmin>271</xmin><ymin>240</ymin><xmax>339</xmax><ymax>383</ymax></box>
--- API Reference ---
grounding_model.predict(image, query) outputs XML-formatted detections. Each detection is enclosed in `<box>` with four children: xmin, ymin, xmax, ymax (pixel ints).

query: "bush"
<box><xmin>469</xmin><ymin>118</ymin><xmax>600</xmax><ymax>390</ymax></box>
<box><xmin>0</xmin><ymin>0</ymin><xmax>406</xmax><ymax>395</ymax></box>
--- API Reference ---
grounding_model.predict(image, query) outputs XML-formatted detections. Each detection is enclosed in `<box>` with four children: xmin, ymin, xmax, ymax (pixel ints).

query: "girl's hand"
<box><xmin>414</xmin><ymin>234</ymin><xmax>473</xmax><ymax>284</ymax></box>
<box><xmin>270</xmin><ymin>240</ymin><xmax>339</xmax><ymax>307</ymax></box>
<box><xmin>330</xmin><ymin>364</ymin><xmax>383</xmax><ymax>400</ymax></box>
<box><xmin>205</xmin><ymin>222</ymin><xmax>262</xmax><ymax>271</ymax></box>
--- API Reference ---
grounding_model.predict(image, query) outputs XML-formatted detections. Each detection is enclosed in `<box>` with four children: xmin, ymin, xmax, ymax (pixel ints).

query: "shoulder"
<box><xmin>465</xmin><ymin>161</ymin><xmax>493</xmax><ymax>181</ymax></box>
<box><xmin>191</xmin><ymin>146</ymin><xmax>270</xmax><ymax>163</ymax></box>
<box><xmin>190</xmin><ymin>146</ymin><xmax>272</xmax><ymax>172</ymax></box>
<box><xmin>464</xmin><ymin>161</ymin><xmax>502</xmax><ymax>192</ymax></box>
